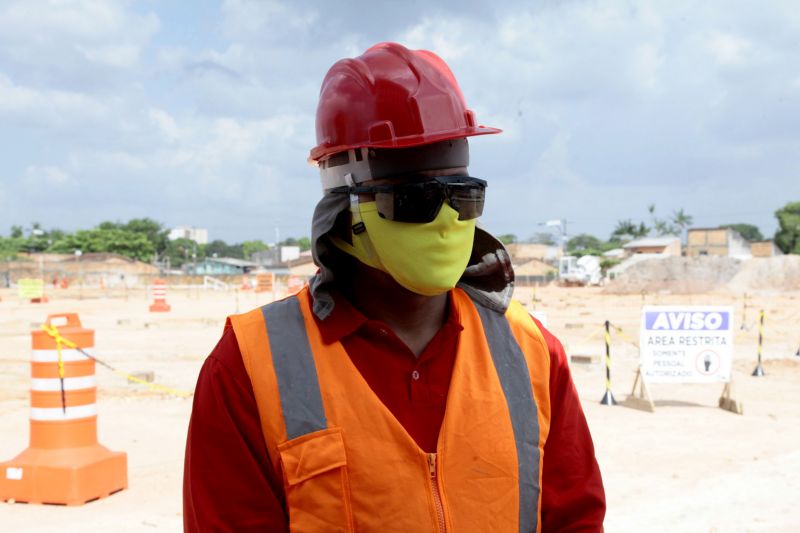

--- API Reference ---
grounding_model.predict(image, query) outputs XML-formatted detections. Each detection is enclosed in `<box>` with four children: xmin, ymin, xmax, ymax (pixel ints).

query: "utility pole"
<box><xmin>542</xmin><ymin>219</ymin><xmax>569</xmax><ymax>255</ymax></box>
<box><xmin>75</xmin><ymin>249</ymin><xmax>83</xmax><ymax>300</ymax></box>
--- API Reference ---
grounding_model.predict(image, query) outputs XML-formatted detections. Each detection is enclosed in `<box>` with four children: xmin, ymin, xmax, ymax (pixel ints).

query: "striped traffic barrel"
<box><xmin>149</xmin><ymin>278</ymin><xmax>171</xmax><ymax>312</ymax></box>
<box><xmin>0</xmin><ymin>313</ymin><xmax>127</xmax><ymax>505</ymax></box>
<box><xmin>30</xmin><ymin>313</ymin><xmax>98</xmax><ymax>446</ymax></box>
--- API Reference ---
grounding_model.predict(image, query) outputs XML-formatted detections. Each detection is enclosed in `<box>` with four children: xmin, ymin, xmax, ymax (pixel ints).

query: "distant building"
<box><xmin>513</xmin><ymin>258</ymin><xmax>557</xmax><ymax>285</ymax></box>
<box><xmin>686</xmin><ymin>228</ymin><xmax>751</xmax><ymax>259</ymax></box>
<box><xmin>602</xmin><ymin>248</ymin><xmax>626</xmax><ymax>259</ymax></box>
<box><xmin>252</xmin><ymin>246</ymin><xmax>302</xmax><ymax>266</ymax></box>
<box><xmin>622</xmin><ymin>236</ymin><xmax>682</xmax><ymax>257</ymax></box>
<box><xmin>168</xmin><ymin>226</ymin><xmax>208</xmax><ymax>245</ymax></box>
<box><xmin>290</xmin><ymin>260</ymin><xmax>320</xmax><ymax>278</ymax></box>
<box><xmin>190</xmin><ymin>257</ymin><xmax>256</xmax><ymax>275</ymax></box>
<box><xmin>750</xmin><ymin>241</ymin><xmax>784</xmax><ymax>258</ymax></box>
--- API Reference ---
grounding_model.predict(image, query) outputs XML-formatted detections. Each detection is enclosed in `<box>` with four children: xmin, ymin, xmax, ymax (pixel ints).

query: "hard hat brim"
<box><xmin>309</xmin><ymin>126</ymin><xmax>502</xmax><ymax>164</ymax></box>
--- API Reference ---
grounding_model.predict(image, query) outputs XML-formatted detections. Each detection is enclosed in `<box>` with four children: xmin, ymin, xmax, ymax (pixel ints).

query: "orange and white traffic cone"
<box><xmin>0</xmin><ymin>313</ymin><xmax>127</xmax><ymax>505</ymax></box>
<box><xmin>148</xmin><ymin>278</ymin><xmax>171</xmax><ymax>312</ymax></box>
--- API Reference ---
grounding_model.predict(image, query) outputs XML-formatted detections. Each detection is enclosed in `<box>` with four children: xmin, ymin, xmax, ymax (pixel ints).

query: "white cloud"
<box><xmin>221</xmin><ymin>0</ymin><xmax>318</xmax><ymax>40</ymax></box>
<box><xmin>0</xmin><ymin>74</ymin><xmax>108</xmax><ymax>126</ymax></box>
<box><xmin>148</xmin><ymin>109</ymin><xmax>184</xmax><ymax>144</ymax></box>
<box><xmin>25</xmin><ymin>165</ymin><xmax>71</xmax><ymax>185</ymax></box>
<box><xmin>707</xmin><ymin>32</ymin><xmax>752</xmax><ymax>66</ymax></box>
<box><xmin>77</xmin><ymin>44</ymin><xmax>141</xmax><ymax>68</ymax></box>
<box><xmin>533</xmin><ymin>130</ymin><xmax>584</xmax><ymax>188</ymax></box>
<box><xmin>0</xmin><ymin>0</ymin><xmax>159</xmax><ymax>93</ymax></box>
<box><xmin>1</xmin><ymin>0</ymin><xmax>799</xmax><ymax>242</ymax></box>
<box><xmin>632</xmin><ymin>43</ymin><xmax>664</xmax><ymax>92</ymax></box>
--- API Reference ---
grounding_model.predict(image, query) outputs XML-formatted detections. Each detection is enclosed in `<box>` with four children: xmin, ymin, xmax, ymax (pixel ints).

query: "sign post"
<box><xmin>624</xmin><ymin>305</ymin><xmax>742</xmax><ymax>414</ymax></box>
<box><xmin>599</xmin><ymin>320</ymin><xmax>617</xmax><ymax>406</ymax></box>
<box><xmin>751</xmin><ymin>309</ymin><xmax>765</xmax><ymax>377</ymax></box>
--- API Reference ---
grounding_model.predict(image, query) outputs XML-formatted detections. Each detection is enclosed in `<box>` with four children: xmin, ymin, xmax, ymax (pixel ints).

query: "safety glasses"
<box><xmin>330</xmin><ymin>176</ymin><xmax>487</xmax><ymax>223</ymax></box>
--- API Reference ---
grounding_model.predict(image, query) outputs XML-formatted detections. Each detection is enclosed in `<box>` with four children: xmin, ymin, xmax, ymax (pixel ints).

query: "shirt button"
<box><xmin>378</xmin><ymin>328</ymin><xmax>389</xmax><ymax>336</ymax></box>
<box><xmin>411</xmin><ymin>370</ymin><xmax>420</xmax><ymax>381</ymax></box>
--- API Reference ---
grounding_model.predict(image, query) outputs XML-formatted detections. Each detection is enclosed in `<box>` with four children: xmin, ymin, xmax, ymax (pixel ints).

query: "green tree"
<box><xmin>97</xmin><ymin>221</ymin><xmax>120</xmax><ymax>231</ymax></box>
<box><xmin>205</xmin><ymin>239</ymin><xmax>243</xmax><ymax>259</ymax></box>
<box><xmin>280</xmin><ymin>237</ymin><xmax>312</xmax><ymax>252</ymax></box>
<box><xmin>774</xmin><ymin>202</ymin><xmax>800</xmax><ymax>254</ymax></box>
<box><xmin>48</xmin><ymin>228</ymin><xmax>155</xmax><ymax>261</ymax></box>
<box><xmin>527</xmin><ymin>232</ymin><xmax>556</xmax><ymax>245</ymax></box>
<box><xmin>164</xmin><ymin>238</ymin><xmax>205</xmax><ymax>268</ymax></box>
<box><xmin>97</xmin><ymin>219</ymin><xmax>169</xmax><ymax>258</ymax></box>
<box><xmin>497</xmin><ymin>234</ymin><xmax>517</xmax><ymax>245</ymax></box>
<box><xmin>0</xmin><ymin>236</ymin><xmax>24</xmax><ymax>258</ymax></box>
<box><xmin>646</xmin><ymin>204</ymin><xmax>678</xmax><ymax>236</ymax></box>
<box><xmin>566</xmin><ymin>233</ymin><xmax>610</xmax><ymax>255</ymax></box>
<box><xmin>242</xmin><ymin>240</ymin><xmax>269</xmax><ymax>260</ymax></box>
<box><xmin>610</xmin><ymin>219</ymin><xmax>649</xmax><ymax>242</ymax></box>
<box><xmin>671</xmin><ymin>208</ymin><xmax>693</xmax><ymax>233</ymax></box>
<box><xmin>123</xmin><ymin>218</ymin><xmax>168</xmax><ymax>255</ymax></box>
<box><xmin>21</xmin><ymin>222</ymin><xmax>62</xmax><ymax>252</ymax></box>
<box><xmin>10</xmin><ymin>225</ymin><xmax>23</xmax><ymax>238</ymax></box>
<box><xmin>720</xmin><ymin>223</ymin><xmax>764</xmax><ymax>242</ymax></box>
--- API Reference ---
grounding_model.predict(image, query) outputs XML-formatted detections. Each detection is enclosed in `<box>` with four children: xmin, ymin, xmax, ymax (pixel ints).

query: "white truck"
<box><xmin>558</xmin><ymin>255</ymin><xmax>602</xmax><ymax>286</ymax></box>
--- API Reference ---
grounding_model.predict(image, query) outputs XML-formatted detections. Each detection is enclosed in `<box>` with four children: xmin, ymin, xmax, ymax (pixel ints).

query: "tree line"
<box><xmin>498</xmin><ymin>201</ymin><xmax>800</xmax><ymax>257</ymax></box>
<box><xmin>0</xmin><ymin>218</ymin><xmax>312</xmax><ymax>267</ymax></box>
<box><xmin>2</xmin><ymin>202</ymin><xmax>797</xmax><ymax>266</ymax></box>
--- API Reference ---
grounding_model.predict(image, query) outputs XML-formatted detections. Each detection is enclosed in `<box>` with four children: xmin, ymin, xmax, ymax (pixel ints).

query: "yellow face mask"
<box><xmin>330</xmin><ymin>201</ymin><xmax>476</xmax><ymax>296</ymax></box>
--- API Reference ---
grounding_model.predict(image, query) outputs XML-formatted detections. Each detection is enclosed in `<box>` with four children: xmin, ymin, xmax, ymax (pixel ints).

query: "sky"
<box><xmin>1</xmin><ymin>0</ymin><xmax>798</xmax><ymax>244</ymax></box>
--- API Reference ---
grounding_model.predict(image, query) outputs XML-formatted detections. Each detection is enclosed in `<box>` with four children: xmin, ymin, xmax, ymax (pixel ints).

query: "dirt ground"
<box><xmin>1</xmin><ymin>284</ymin><xmax>799</xmax><ymax>532</ymax></box>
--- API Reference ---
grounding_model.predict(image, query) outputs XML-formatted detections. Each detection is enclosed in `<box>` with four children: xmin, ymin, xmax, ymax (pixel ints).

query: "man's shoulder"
<box><xmin>501</xmin><ymin>299</ymin><xmax>566</xmax><ymax>366</ymax></box>
<box><xmin>228</xmin><ymin>289</ymin><xmax>310</xmax><ymax>330</ymax></box>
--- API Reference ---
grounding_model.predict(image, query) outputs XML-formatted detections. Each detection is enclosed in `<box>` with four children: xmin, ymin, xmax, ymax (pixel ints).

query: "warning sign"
<box><xmin>17</xmin><ymin>278</ymin><xmax>44</xmax><ymax>299</ymax></box>
<box><xmin>640</xmin><ymin>306</ymin><xmax>733</xmax><ymax>383</ymax></box>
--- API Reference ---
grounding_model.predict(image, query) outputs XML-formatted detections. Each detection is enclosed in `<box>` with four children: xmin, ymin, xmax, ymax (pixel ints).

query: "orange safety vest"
<box><xmin>229</xmin><ymin>287</ymin><xmax>552</xmax><ymax>532</ymax></box>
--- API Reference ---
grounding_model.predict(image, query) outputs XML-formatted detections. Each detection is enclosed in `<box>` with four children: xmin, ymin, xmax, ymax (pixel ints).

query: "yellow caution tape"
<box><xmin>572</xmin><ymin>327</ymin><xmax>605</xmax><ymax>346</ymax></box>
<box><xmin>41</xmin><ymin>324</ymin><xmax>193</xmax><ymax>398</ymax></box>
<box><xmin>608</xmin><ymin>323</ymin><xmax>640</xmax><ymax>349</ymax></box>
<box><xmin>735</xmin><ymin>311</ymin><xmax>766</xmax><ymax>341</ymax></box>
<box><xmin>54</xmin><ymin>331</ymin><xmax>66</xmax><ymax>380</ymax></box>
<box><xmin>52</xmin><ymin>326</ymin><xmax>67</xmax><ymax>412</ymax></box>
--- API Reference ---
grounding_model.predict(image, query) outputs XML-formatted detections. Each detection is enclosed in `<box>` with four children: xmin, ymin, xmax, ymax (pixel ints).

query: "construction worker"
<box><xmin>184</xmin><ymin>42</ymin><xmax>605</xmax><ymax>532</ymax></box>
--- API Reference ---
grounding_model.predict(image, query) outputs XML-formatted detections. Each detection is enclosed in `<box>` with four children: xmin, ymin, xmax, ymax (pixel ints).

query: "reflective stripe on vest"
<box><xmin>474</xmin><ymin>304</ymin><xmax>540</xmax><ymax>533</ymax></box>
<box><xmin>261</xmin><ymin>294</ymin><xmax>540</xmax><ymax>532</ymax></box>
<box><xmin>262</xmin><ymin>297</ymin><xmax>327</xmax><ymax>440</ymax></box>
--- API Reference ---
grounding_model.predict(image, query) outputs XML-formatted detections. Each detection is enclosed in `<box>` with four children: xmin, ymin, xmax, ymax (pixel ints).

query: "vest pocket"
<box><xmin>278</xmin><ymin>427</ymin><xmax>355</xmax><ymax>533</ymax></box>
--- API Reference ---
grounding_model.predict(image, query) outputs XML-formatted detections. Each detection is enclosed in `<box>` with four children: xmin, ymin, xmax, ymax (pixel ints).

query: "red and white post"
<box><xmin>149</xmin><ymin>278</ymin><xmax>171</xmax><ymax>312</ymax></box>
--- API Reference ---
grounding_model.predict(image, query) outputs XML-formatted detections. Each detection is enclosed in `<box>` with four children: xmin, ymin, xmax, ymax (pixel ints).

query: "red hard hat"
<box><xmin>310</xmin><ymin>42</ymin><xmax>501</xmax><ymax>162</ymax></box>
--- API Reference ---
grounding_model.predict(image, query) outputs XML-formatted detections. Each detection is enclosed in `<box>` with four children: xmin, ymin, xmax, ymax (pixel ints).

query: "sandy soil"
<box><xmin>1</xmin><ymin>285</ymin><xmax>799</xmax><ymax>532</ymax></box>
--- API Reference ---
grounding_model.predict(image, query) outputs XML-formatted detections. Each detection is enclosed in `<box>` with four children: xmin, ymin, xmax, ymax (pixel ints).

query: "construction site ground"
<box><xmin>1</xmin><ymin>285</ymin><xmax>799</xmax><ymax>532</ymax></box>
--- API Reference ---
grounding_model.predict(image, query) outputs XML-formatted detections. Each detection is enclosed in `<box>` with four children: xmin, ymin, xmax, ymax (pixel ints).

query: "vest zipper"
<box><xmin>428</xmin><ymin>453</ymin><xmax>447</xmax><ymax>533</ymax></box>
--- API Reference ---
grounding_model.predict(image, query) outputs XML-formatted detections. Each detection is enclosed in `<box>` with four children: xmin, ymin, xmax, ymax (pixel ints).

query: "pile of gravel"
<box><xmin>726</xmin><ymin>255</ymin><xmax>800</xmax><ymax>293</ymax></box>
<box><xmin>604</xmin><ymin>256</ymin><xmax>743</xmax><ymax>294</ymax></box>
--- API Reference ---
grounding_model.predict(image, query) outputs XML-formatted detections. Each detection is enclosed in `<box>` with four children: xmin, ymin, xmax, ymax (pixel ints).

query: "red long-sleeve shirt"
<box><xmin>184</xmin><ymin>292</ymin><xmax>605</xmax><ymax>531</ymax></box>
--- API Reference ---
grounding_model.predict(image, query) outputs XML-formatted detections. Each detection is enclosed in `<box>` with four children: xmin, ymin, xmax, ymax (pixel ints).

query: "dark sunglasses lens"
<box><xmin>373</xmin><ymin>179</ymin><xmax>485</xmax><ymax>222</ymax></box>
<box><xmin>448</xmin><ymin>185</ymin><xmax>485</xmax><ymax>220</ymax></box>
<box><xmin>377</xmin><ymin>184</ymin><xmax>443</xmax><ymax>223</ymax></box>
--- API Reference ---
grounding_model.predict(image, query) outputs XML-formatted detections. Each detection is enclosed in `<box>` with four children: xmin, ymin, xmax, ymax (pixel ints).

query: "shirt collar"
<box><xmin>314</xmin><ymin>288</ymin><xmax>463</xmax><ymax>345</ymax></box>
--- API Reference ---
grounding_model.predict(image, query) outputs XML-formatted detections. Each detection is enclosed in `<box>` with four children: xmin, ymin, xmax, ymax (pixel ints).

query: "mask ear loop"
<box><xmin>345</xmin><ymin>172</ymin><xmax>382</xmax><ymax>264</ymax></box>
